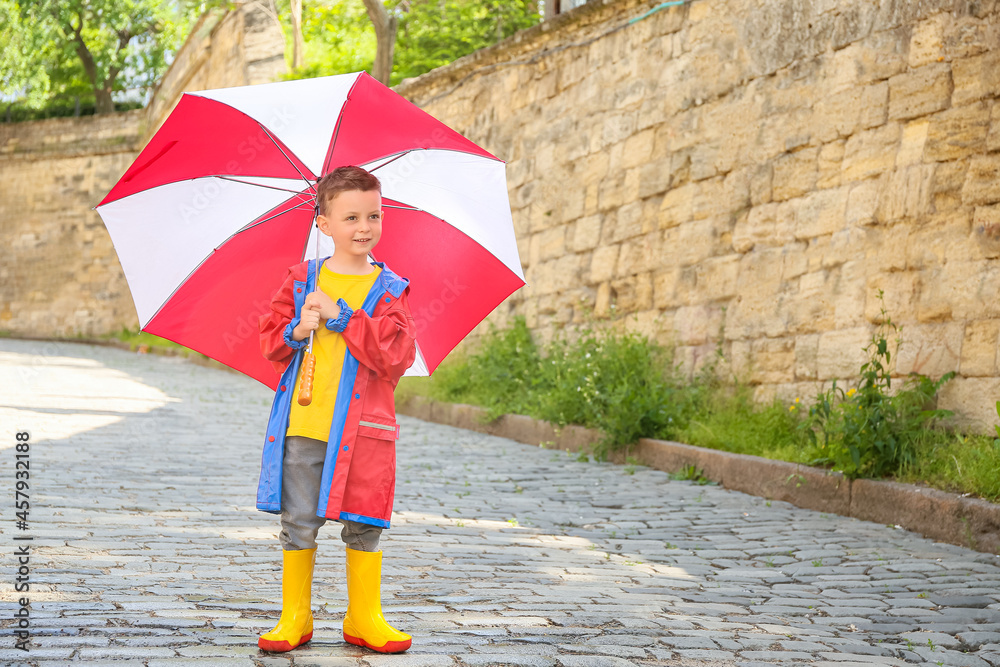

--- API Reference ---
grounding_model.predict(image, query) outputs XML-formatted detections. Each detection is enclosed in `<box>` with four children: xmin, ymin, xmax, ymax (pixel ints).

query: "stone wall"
<box><xmin>0</xmin><ymin>111</ymin><xmax>146</xmax><ymax>337</ymax></box>
<box><xmin>394</xmin><ymin>0</ymin><xmax>1000</xmax><ymax>431</ymax></box>
<box><xmin>0</xmin><ymin>2</ymin><xmax>286</xmax><ymax>338</ymax></box>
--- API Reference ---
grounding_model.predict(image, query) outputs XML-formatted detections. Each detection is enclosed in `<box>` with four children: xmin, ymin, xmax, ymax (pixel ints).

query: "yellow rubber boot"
<box><xmin>258</xmin><ymin>547</ymin><xmax>316</xmax><ymax>652</ymax></box>
<box><xmin>343</xmin><ymin>548</ymin><xmax>411</xmax><ymax>653</ymax></box>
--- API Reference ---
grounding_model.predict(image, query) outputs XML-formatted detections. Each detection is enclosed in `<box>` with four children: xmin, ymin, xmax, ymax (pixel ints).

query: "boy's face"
<box><xmin>317</xmin><ymin>188</ymin><xmax>383</xmax><ymax>259</ymax></box>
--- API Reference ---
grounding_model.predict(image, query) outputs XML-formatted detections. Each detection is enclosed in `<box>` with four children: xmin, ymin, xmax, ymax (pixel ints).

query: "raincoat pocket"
<box><xmin>357</xmin><ymin>415</ymin><xmax>400</xmax><ymax>441</ymax></box>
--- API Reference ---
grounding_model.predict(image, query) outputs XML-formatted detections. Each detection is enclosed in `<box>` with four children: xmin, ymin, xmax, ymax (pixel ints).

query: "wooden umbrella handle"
<box><xmin>298</xmin><ymin>351</ymin><xmax>316</xmax><ymax>406</ymax></box>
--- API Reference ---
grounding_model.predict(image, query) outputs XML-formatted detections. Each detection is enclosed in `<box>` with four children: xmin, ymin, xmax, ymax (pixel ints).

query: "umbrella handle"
<box><xmin>298</xmin><ymin>351</ymin><xmax>316</xmax><ymax>406</ymax></box>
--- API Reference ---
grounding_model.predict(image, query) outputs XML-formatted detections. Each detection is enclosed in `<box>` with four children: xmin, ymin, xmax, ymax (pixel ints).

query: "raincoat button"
<box><xmin>296</xmin><ymin>288</ymin><xmax>302</xmax><ymax>293</ymax></box>
<box><xmin>280</xmin><ymin>385</ymin><xmax>286</xmax><ymax>391</ymax></box>
<box><xmin>385</xmin><ymin>296</ymin><xmax>390</xmax><ymax>303</ymax></box>
<box><xmin>343</xmin><ymin>445</ymin><xmax>349</xmax><ymax>451</ymax></box>
<box><xmin>355</xmin><ymin>393</ymin><xmax>360</xmax><ymax>399</ymax></box>
<box><xmin>268</xmin><ymin>436</ymin><xmax>275</xmax><ymax>442</ymax></box>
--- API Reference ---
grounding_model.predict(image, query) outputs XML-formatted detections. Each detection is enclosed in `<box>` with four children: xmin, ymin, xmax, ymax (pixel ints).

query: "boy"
<box><xmin>256</xmin><ymin>166</ymin><xmax>417</xmax><ymax>654</ymax></box>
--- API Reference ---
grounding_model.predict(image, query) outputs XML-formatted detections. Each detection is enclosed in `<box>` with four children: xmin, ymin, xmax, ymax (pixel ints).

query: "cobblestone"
<box><xmin>2</xmin><ymin>339</ymin><xmax>1000</xmax><ymax>666</ymax></box>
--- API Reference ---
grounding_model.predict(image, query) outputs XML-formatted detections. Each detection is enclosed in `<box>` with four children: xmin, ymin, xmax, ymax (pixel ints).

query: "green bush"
<box><xmin>430</xmin><ymin>317</ymin><xmax>703</xmax><ymax>456</ymax></box>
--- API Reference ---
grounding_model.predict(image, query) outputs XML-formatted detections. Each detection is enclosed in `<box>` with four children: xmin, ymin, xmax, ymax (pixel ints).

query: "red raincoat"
<box><xmin>256</xmin><ymin>258</ymin><xmax>416</xmax><ymax>528</ymax></box>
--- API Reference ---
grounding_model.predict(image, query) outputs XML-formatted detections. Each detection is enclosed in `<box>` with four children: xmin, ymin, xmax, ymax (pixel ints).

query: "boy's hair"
<box><xmin>315</xmin><ymin>166</ymin><xmax>381</xmax><ymax>217</ymax></box>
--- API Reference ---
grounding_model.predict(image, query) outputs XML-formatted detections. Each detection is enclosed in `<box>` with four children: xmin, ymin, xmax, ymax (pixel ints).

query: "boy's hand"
<box><xmin>291</xmin><ymin>292</ymin><xmax>342</xmax><ymax>342</ymax></box>
<box><xmin>292</xmin><ymin>306</ymin><xmax>320</xmax><ymax>341</ymax></box>
<box><xmin>304</xmin><ymin>291</ymin><xmax>341</xmax><ymax>320</ymax></box>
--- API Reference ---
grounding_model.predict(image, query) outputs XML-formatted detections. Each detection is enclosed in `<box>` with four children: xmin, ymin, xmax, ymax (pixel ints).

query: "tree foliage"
<box><xmin>393</xmin><ymin>0</ymin><xmax>540</xmax><ymax>83</ymax></box>
<box><xmin>2</xmin><ymin>0</ymin><xmax>217</xmax><ymax>117</ymax></box>
<box><xmin>280</xmin><ymin>0</ymin><xmax>541</xmax><ymax>86</ymax></box>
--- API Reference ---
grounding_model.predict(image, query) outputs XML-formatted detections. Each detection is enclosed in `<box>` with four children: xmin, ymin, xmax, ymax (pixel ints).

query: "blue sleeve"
<box><xmin>325</xmin><ymin>299</ymin><xmax>353</xmax><ymax>333</ymax></box>
<box><xmin>283</xmin><ymin>319</ymin><xmax>308</xmax><ymax>350</ymax></box>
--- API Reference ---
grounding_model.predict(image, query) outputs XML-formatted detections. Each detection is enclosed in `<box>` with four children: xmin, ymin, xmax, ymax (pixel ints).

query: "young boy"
<box><xmin>256</xmin><ymin>166</ymin><xmax>417</xmax><ymax>654</ymax></box>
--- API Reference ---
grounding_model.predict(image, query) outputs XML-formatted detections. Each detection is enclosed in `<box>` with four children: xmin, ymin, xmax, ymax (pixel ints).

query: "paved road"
<box><xmin>1</xmin><ymin>339</ymin><xmax>1000</xmax><ymax>667</ymax></box>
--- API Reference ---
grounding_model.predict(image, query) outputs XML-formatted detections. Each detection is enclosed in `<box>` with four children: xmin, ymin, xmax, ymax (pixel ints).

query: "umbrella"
<box><xmin>95</xmin><ymin>72</ymin><xmax>525</xmax><ymax>388</ymax></box>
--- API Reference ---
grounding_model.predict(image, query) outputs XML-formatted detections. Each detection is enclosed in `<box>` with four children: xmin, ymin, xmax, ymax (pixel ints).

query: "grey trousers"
<box><xmin>279</xmin><ymin>435</ymin><xmax>382</xmax><ymax>552</ymax></box>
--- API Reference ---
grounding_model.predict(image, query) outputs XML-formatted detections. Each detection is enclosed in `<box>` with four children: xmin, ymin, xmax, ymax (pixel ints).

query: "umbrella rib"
<box><xmin>216</xmin><ymin>176</ymin><xmax>314</xmax><ymax>195</ymax></box>
<box><xmin>366</xmin><ymin>151</ymin><xmax>413</xmax><ymax>173</ymax></box>
<box><xmin>238</xmin><ymin>201</ymin><xmax>316</xmax><ymax>234</ymax></box>
<box><xmin>257</xmin><ymin>121</ymin><xmax>318</xmax><ymax>193</ymax></box>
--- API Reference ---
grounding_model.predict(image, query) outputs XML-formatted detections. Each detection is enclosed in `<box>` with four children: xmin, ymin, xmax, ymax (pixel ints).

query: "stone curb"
<box><xmin>397</xmin><ymin>395</ymin><xmax>1000</xmax><ymax>555</ymax></box>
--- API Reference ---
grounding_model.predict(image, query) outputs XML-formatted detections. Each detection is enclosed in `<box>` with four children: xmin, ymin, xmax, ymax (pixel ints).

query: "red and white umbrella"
<box><xmin>96</xmin><ymin>72</ymin><xmax>524</xmax><ymax>387</ymax></box>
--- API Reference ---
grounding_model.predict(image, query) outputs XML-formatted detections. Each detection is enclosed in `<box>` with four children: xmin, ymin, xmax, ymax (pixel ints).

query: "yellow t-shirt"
<box><xmin>286</xmin><ymin>263</ymin><xmax>381</xmax><ymax>441</ymax></box>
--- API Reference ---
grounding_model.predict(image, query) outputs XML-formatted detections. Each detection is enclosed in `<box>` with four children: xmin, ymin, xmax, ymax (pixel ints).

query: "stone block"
<box><xmin>896</xmin><ymin>119</ymin><xmax>929</xmax><ymax>167</ymax></box>
<box><xmin>842</xmin><ymin>123</ymin><xmax>901</xmax><ymax>183</ymax></box>
<box><xmin>816</xmin><ymin>327</ymin><xmax>869</xmax><ymax>380</ymax></box>
<box><xmin>772</xmin><ymin>148</ymin><xmax>819</xmax><ymax>202</ymax></box>
<box><xmin>864</xmin><ymin>272</ymin><xmax>919</xmax><ymax>323</ymax></box>
<box><xmin>952</xmin><ymin>49</ymin><xmax>1000</xmax><ymax>107</ymax></box>
<box><xmin>924</xmin><ymin>101</ymin><xmax>991</xmax><ymax>163</ymax></box>
<box><xmin>534</xmin><ymin>254</ymin><xmax>583</xmax><ymax>296</ymax></box>
<box><xmin>588</xmin><ymin>244</ymin><xmax>619</xmax><ymax>283</ymax></box>
<box><xmin>616</xmin><ymin>233</ymin><xmax>662</xmax><ymax>276</ymax></box>
<box><xmin>674</xmin><ymin>304</ymin><xmax>720</xmax><ymax>347</ymax></box>
<box><xmin>894</xmin><ymin>321</ymin><xmax>963</xmax><ymax>377</ymax></box>
<box><xmin>608</xmin><ymin>201</ymin><xmax>644</xmax><ymax>244</ymax></box>
<box><xmin>960</xmin><ymin>320</ymin><xmax>999</xmax><ymax>377</ymax></box>
<box><xmin>793</xmin><ymin>187</ymin><xmax>849</xmax><ymax>240</ymax></box>
<box><xmin>749</xmin><ymin>337</ymin><xmax>795</xmax><ymax>384</ymax></box>
<box><xmin>938</xmin><ymin>376</ymin><xmax>1000</xmax><ymax>434</ymax></box>
<box><xmin>929</xmin><ymin>159</ymin><xmax>969</xmax><ymax>214</ymax></box>
<box><xmin>817</xmin><ymin>140</ymin><xmax>845</xmax><ymax>189</ymax></box>
<box><xmin>638</xmin><ymin>158</ymin><xmax>671</xmax><ymax>198</ymax></box>
<box><xmin>658</xmin><ymin>182</ymin><xmax>698</xmax><ymax>229</ymax></box>
<box><xmin>846</xmin><ymin>176</ymin><xmax>883</xmax><ymax>227</ymax></box>
<box><xmin>694</xmin><ymin>253</ymin><xmax>741</xmax><ymax>301</ymax></box>
<box><xmin>569</xmin><ymin>215</ymin><xmax>602</xmax><ymax>252</ymax></box>
<box><xmin>972</xmin><ymin>205</ymin><xmax>1000</xmax><ymax>259</ymax></box>
<box><xmin>888</xmin><ymin>62</ymin><xmax>952</xmax><ymax>121</ymax></box>
<box><xmin>962</xmin><ymin>154</ymin><xmax>1000</xmax><ymax>206</ymax></box>
<box><xmin>988</xmin><ymin>100</ymin><xmax>1000</xmax><ymax>153</ymax></box>
<box><xmin>908</xmin><ymin>13</ymin><xmax>947</xmax><ymax>68</ymax></box>
<box><xmin>794</xmin><ymin>334</ymin><xmax>820</xmax><ymax>381</ymax></box>
<box><xmin>622</xmin><ymin>128</ymin><xmax>655</xmax><ymax>170</ymax></box>
<box><xmin>877</xmin><ymin>165</ymin><xmax>935</xmax><ymax>223</ymax></box>
<box><xmin>609</xmin><ymin>273</ymin><xmax>653</xmax><ymax>313</ymax></box>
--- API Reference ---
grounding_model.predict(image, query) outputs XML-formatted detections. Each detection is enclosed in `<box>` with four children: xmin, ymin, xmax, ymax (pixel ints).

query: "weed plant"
<box><xmin>801</xmin><ymin>292</ymin><xmax>954</xmax><ymax>478</ymax></box>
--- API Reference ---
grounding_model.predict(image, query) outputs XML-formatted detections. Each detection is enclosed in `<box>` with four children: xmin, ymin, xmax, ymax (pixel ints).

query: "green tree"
<box><xmin>3</xmin><ymin>0</ymin><xmax>216</xmax><ymax>117</ymax></box>
<box><xmin>393</xmin><ymin>0</ymin><xmax>540</xmax><ymax>83</ymax></box>
<box><xmin>280</xmin><ymin>0</ymin><xmax>541</xmax><ymax>86</ymax></box>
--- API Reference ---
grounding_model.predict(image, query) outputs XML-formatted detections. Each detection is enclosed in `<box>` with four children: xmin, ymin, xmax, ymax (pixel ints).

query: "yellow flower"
<box><xmin>789</xmin><ymin>405</ymin><xmax>797</xmax><ymax>412</ymax></box>
<box><xmin>794</xmin><ymin>397</ymin><xmax>801</xmax><ymax>404</ymax></box>
<box><xmin>846</xmin><ymin>388</ymin><xmax>857</xmax><ymax>397</ymax></box>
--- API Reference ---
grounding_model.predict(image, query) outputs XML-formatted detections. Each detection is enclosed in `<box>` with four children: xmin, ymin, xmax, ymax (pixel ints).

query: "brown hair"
<box><xmin>315</xmin><ymin>166</ymin><xmax>381</xmax><ymax>217</ymax></box>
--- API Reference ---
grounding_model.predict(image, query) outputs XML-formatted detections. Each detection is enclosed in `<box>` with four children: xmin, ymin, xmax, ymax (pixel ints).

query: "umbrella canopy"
<box><xmin>96</xmin><ymin>72</ymin><xmax>524</xmax><ymax>388</ymax></box>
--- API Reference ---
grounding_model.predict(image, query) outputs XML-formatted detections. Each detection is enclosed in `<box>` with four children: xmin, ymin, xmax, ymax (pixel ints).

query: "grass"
<box><xmin>399</xmin><ymin>314</ymin><xmax>1000</xmax><ymax>503</ymax></box>
<box><xmin>103</xmin><ymin>327</ymin><xmax>190</xmax><ymax>352</ymax></box>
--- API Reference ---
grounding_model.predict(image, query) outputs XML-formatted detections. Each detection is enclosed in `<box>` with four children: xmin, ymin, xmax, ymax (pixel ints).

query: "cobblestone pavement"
<box><xmin>2</xmin><ymin>339</ymin><xmax>1000</xmax><ymax>667</ymax></box>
